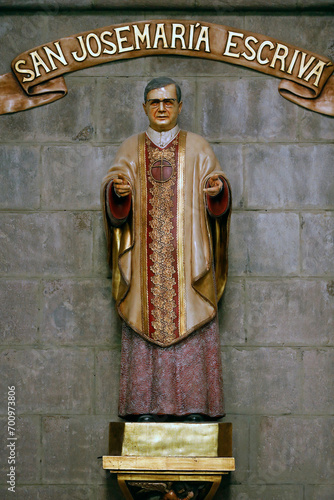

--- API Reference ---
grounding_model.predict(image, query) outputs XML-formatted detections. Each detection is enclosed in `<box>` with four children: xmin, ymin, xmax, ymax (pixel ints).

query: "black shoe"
<box><xmin>184</xmin><ymin>413</ymin><xmax>205</xmax><ymax>422</ymax></box>
<box><xmin>137</xmin><ymin>414</ymin><xmax>156</xmax><ymax>422</ymax></box>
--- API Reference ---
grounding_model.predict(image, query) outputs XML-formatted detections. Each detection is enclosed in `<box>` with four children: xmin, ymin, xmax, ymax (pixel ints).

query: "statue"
<box><xmin>101</xmin><ymin>77</ymin><xmax>231</xmax><ymax>422</ymax></box>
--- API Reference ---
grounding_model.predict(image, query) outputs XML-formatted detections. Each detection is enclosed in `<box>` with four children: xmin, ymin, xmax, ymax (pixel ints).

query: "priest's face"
<box><xmin>143</xmin><ymin>84</ymin><xmax>183</xmax><ymax>132</ymax></box>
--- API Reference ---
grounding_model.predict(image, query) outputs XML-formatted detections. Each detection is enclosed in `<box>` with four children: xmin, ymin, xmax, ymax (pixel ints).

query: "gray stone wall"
<box><xmin>0</xmin><ymin>2</ymin><xmax>333</xmax><ymax>499</ymax></box>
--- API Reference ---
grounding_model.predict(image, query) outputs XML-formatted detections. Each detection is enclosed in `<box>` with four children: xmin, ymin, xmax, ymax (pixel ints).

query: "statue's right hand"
<box><xmin>113</xmin><ymin>174</ymin><xmax>132</xmax><ymax>197</ymax></box>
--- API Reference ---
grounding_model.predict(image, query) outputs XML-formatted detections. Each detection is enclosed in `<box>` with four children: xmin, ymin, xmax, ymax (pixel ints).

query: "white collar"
<box><xmin>146</xmin><ymin>125</ymin><xmax>180</xmax><ymax>149</ymax></box>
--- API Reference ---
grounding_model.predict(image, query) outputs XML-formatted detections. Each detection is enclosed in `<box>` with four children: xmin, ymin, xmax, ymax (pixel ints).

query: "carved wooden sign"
<box><xmin>0</xmin><ymin>19</ymin><xmax>333</xmax><ymax>116</ymax></box>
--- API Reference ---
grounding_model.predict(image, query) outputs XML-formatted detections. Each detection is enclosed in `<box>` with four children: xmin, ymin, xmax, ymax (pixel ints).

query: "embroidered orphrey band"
<box><xmin>139</xmin><ymin>133</ymin><xmax>149</xmax><ymax>333</ymax></box>
<box><xmin>147</xmin><ymin>136</ymin><xmax>178</xmax><ymax>344</ymax></box>
<box><xmin>177</xmin><ymin>131</ymin><xmax>187</xmax><ymax>334</ymax></box>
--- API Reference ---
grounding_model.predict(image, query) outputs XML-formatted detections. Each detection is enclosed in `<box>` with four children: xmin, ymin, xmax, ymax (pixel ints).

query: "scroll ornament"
<box><xmin>0</xmin><ymin>20</ymin><xmax>333</xmax><ymax>116</ymax></box>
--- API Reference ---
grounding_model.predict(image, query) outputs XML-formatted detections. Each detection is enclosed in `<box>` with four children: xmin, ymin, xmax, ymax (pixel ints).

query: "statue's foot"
<box><xmin>137</xmin><ymin>414</ymin><xmax>156</xmax><ymax>422</ymax></box>
<box><xmin>184</xmin><ymin>414</ymin><xmax>205</xmax><ymax>423</ymax></box>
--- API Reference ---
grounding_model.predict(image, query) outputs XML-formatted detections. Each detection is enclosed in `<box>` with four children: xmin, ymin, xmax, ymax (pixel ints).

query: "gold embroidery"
<box><xmin>139</xmin><ymin>133</ymin><xmax>149</xmax><ymax>333</ymax></box>
<box><xmin>147</xmin><ymin>136</ymin><xmax>178</xmax><ymax>343</ymax></box>
<box><xmin>147</xmin><ymin>143</ymin><xmax>176</xmax><ymax>164</ymax></box>
<box><xmin>177</xmin><ymin>131</ymin><xmax>187</xmax><ymax>334</ymax></box>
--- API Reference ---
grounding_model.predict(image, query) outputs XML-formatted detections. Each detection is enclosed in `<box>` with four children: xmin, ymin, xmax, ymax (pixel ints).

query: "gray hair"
<box><xmin>144</xmin><ymin>77</ymin><xmax>182</xmax><ymax>102</ymax></box>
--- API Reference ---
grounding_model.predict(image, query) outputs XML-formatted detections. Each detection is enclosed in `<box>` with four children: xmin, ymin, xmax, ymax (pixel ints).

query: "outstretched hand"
<box><xmin>203</xmin><ymin>174</ymin><xmax>223</xmax><ymax>197</ymax></box>
<box><xmin>113</xmin><ymin>174</ymin><xmax>132</xmax><ymax>197</ymax></box>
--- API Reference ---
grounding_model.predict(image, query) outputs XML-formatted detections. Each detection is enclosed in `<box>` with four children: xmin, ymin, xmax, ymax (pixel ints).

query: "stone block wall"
<box><xmin>0</xmin><ymin>2</ymin><xmax>333</xmax><ymax>499</ymax></box>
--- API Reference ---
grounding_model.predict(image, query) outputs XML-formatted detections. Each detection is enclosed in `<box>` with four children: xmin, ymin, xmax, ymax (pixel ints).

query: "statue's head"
<box><xmin>143</xmin><ymin>77</ymin><xmax>183</xmax><ymax>132</ymax></box>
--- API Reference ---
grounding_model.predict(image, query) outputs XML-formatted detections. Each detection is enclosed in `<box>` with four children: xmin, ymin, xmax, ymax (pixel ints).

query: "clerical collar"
<box><xmin>146</xmin><ymin>125</ymin><xmax>180</xmax><ymax>149</ymax></box>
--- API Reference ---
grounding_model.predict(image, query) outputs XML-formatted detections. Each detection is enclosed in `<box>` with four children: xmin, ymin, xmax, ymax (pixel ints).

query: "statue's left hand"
<box><xmin>203</xmin><ymin>174</ymin><xmax>223</xmax><ymax>197</ymax></box>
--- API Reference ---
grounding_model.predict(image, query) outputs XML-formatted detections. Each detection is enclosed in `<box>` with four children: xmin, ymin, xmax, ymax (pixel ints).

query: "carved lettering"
<box><xmin>287</xmin><ymin>49</ymin><xmax>300</xmax><ymax>74</ymax></box>
<box><xmin>43</xmin><ymin>41</ymin><xmax>68</xmax><ymax>70</ymax></box>
<box><xmin>241</xmin><ymin>35</ymin><xmax>258</xmax><ymax>61</ymax></box>
<box><xmin>298</xmin><ymin>52</ymin><xmax>316</xmax><ymax>79</ymax></box>
<box><xmin>86</xmin><ymin>33</ymin><xmax>102</xmax><ymax>57</ymax></box>
<box><xmin>101</xmin><ymin>31</ymin><xmax>117</xmax><ymax>55</ymax></box>
<box><xmin>223</xmin><ymin>31</ymin><xmax>244</xmax><ymax>58</ymax></box>
<box><xmin>188</xmin><ymin>24</ymin><xmax>195</xmax><ymax>50</ymax></box>
<box><xmin>29</xmin><ymin>50</ymin><xmax>51</xmax><ymax>77</ymax></box>
<box><xmin>153</xmin><ymin>23</ymin><xmax>168</xmax><ymax>49</ymax></box>
<box><xmin>256</xmin><ymin>40</ymin><xmax>274</xmax><ymax>65</ymax></box>
<box><xmin>171</xmin><ymin>23</ymin><xmax>186</xmax><ymax>50</ymax></box>
<box><xmin>14</xmin><ymin>59</ymin><xmax>35</xmax><ymax>82</ymax></box>
<box><xmin>269</xmin><ymin>43</ymin><xmax>289</xmax><ymax>71</ymax></box>
<box><xmin>11</xmin><ymin>21</ymin><xmax>331</xmax><ymax>96</ymax></box>
<box><xmin>304</xmin><ymin>60</ymin><xmax>327</xmax><ymax>87</ymax></box>
<box><xmin>194</xmin><ymin>25</ymin><xmax>210</xmax><ymax>52</ymax></box>
<box><xmin>71</xmin><ymin>36</ymin><xmax>88</xmax><ymax>62</ymax></box>
<box><xmin>171</xmin><ymin>23</ymin><xmax>187</xmax><ymax>49</ymax></box>
<box><xmin>114</xmin><ymin>26</ymin><xmax>134</xmax><ymax>53</ymax></box>
<box><xmin>133</xmin><ymin>24</ymin><xmax>151</xmax><ymax>50</ymax></box>
<box><xmin>222</xmin><ymin>34</ymin><xmax>325</xmax><ymax>88</ymax></box>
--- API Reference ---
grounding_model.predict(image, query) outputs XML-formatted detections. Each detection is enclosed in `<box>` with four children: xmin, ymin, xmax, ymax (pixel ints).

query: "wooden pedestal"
<box><xmin>103</xmin><ymin>422</ymin><xmax>235</xmax><ymax>500</ymax></box>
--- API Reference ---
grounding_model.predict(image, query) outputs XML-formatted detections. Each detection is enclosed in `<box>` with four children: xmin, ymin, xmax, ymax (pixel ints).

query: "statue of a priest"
<box><xmin>101</xmin><ymin>77</ymin><xmax>231</xmax><ymax>421</ymax></box>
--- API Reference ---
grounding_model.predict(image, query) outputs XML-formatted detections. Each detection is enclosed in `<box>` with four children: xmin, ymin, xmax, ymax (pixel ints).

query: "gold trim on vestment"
<box><xmin>177</xmin><ymin>131</ymin><xmax>187</xmax><ymax>334</ymax></box>
<box><xmin>111</xmin><ymin>226</ymin><xmax>122</xmax><ymax>301</ymax></box>
<box><xmin>139</xmin><ymin>133</ymin><xmax>149</xmax><ymax>333</ymax></box>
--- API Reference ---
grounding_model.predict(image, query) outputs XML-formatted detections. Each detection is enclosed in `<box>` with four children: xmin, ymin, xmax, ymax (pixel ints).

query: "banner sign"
<box><xmin>0</xmin><ymin>20</ymin><xmax>333</xmax><ymax>116</ymax></box>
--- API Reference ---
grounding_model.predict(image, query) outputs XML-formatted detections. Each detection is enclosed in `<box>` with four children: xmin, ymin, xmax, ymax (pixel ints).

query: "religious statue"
<box><xmin>101</xmin><ymin>77</ymin><xmax>231</xmax><ymax>422</ymax></box>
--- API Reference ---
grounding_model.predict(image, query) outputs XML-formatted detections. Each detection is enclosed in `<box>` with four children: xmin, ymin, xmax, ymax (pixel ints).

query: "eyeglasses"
<box><xmin>146</xmin><ymin>98</ymin><xmax>177</xmax><ymax>108</ymax></box>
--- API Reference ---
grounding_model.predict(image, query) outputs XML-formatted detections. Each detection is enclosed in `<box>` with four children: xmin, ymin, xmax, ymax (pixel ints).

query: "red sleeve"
<box><xmin>106</xmin><ymin>180</ymin><xmax>131</xmax><ymax>226</ymax></box>
<box><xmin>206</xmin><ymin>176</ymin><xmax>230</xmax><ymax>217</ymax></box>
